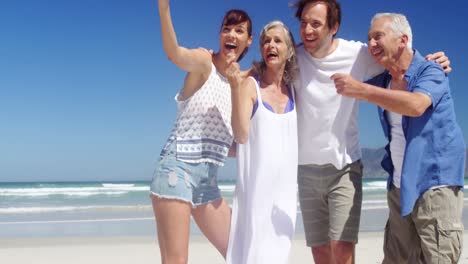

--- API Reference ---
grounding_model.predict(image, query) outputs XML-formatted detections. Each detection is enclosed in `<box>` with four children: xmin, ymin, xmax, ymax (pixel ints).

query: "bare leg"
<box><xmin>312</xmin><ymin>242</ymin><xmax>333</xmax><ymax>264</ymax></box>
<box><xmin>152</xmin><ymin>195</ymin><xmax>192</xmax><ymax>264</ymax></box>
<box><xmin>192</xmin><ymin>198</ymin><xmax>232</xmax><ymax>258</ymax></box>
<box><xmin>330</xmin><ymin>240</ymin><xmax>354</xmax><ymax>264</ymax></box>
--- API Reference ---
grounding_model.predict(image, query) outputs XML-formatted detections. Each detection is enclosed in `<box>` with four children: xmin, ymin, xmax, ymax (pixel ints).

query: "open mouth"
<box><xmin>304</xmin><ymin>36</ymin><xmax>318</xmax><ymax>43</ymax></box>
<box><xmin>371</xmin><ymin>48</ymin><xmax>383</xmax><ymax>57</ymax></box>
<box><xmin>266</xmin><ymin>51</ymin><xmax>278</xmax><ymax>59</ymax></box>
<box><xmin>225</xmin><ymin>42</ymin><xmax>237</xmax><ymax>50</ymax></box>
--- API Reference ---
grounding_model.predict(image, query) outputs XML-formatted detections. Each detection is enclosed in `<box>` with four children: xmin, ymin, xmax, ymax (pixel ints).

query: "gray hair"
<box><xmin>252</xmin><ymin>20</ymin><xmax>298</xmax><ymax>87</ymax></box>
<box><xmin>371</xmin><ymin>13</ymin><xmax>413</xmax><ymax>51</ymax></box>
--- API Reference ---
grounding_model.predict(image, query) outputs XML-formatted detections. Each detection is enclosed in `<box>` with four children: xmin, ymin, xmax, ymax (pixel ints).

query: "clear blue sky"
<box><xmin>1</xmin><ymin>0</ymin><xmax>467</xmax><ymax>182</ymax></box>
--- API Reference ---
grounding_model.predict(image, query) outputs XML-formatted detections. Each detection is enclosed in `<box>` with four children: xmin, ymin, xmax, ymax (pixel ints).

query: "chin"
<box><xmin>224</xmin><ymin>51</ymin><xmax>237</xmax><ymax>57</ymax></box>
<box><xmin>375</xmin><ymin>58</ymin><xmax>386</xmax><ymax>66</ymax></box>
<box><xmin>304</xmin><ymin>44</ymin><xmax>317</xmax><ymax>53</ymax></box>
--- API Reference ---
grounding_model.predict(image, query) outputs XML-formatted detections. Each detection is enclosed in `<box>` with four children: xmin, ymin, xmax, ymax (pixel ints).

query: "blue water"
<box><xmin>1</xmin><ymin>179</ymin><xmax>467</xmax><ymax>238</ymax></box>
<box><xmin>0</xmin><ymin>180</ymin><xmax>386</xmax><ymax>214</ymax></box>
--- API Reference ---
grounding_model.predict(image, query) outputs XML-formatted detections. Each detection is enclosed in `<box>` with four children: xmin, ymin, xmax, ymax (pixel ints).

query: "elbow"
<box><xmin>233</xmin><ymin>130</ymin><xmax>249</xmax><ymax>144</ymax></box>
<box><xmin>167</xmin><ymin>53</ymin><xmax>179</xmax><ymax>65</ymax></box>
<box><xmin>232</xmin><ymin>121</ymin><xmax>250</xmax><ymax>144</ymax></box>
<box><xmin>234</xmin><ymin>135</ymin><xmax>248</xmax><ymax>145</ymax></box>
<box><xmin>165</xmin><ymin>48</ymin><xmax>183</xmax><ymax>65</ymax></box>
<box><xmin>408</xmin><ymin>110</ymin><xmax>424</xmax><ymax>117</ymax></box>
<box><xmin>407</xmin><ymin>104</ymin><xmax>428</xmax><ymax>117</ymax></box>
<box><xmin>406</xmin><ymin>93</ymin><xmax>432</xmax><ymax>117</ymax></box>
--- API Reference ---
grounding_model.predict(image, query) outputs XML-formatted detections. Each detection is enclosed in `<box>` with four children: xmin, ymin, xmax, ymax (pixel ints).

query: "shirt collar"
<box><xmin>404</xmin><ymin>49</ymin><xmax>424</xmax><ymax>80</ymax></box>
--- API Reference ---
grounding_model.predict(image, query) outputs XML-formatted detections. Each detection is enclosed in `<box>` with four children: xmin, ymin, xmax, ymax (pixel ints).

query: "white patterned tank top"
<box><xmin>162</xmin><ymin>62</ymin><xmax>233</xmax><ymax>166</ymax></box>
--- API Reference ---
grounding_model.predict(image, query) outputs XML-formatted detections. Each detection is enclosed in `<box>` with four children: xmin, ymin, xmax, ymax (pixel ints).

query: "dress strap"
<box><xmin>290</xmin><ymin>83</ymin><xmax>295</xmax><ymax>103</ymax></box>
<box><xmin>248</xmin><ymin>76</ymin><xmax>263</xmax><ymax>105</ymax></box>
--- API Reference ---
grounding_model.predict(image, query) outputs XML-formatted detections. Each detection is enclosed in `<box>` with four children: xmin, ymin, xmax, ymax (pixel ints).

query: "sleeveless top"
<box><xmin>252</xmin><ymin>86</ymin><xmax>294</xmax><ymax>115</ymax></box>
<box><xmin>226</xmin><ymin>76</ymin><xmax>299</xmax><ymax>264</ymax></box>
<box><xmin>162</xmin><ymin>63</ymin><xmax>233</xmax><ymax>166</ymax></box>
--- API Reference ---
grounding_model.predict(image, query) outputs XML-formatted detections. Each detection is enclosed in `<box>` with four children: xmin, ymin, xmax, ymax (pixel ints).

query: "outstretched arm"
<box><xmin>331</xmin><ymin>73</ymin><xmax>431</xmax><ymax>117</ymax></box>
<box><xmin>158</xmin><ymin>0</ymin><xmax>211</xmax><ymax>73</ymax></box>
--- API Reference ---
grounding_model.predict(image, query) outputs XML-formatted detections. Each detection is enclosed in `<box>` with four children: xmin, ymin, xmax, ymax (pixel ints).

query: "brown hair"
<box><xmin>292</xmin><ymin>0</ymin><xmax>341</xmax><ymax>37</ymax></box>
<box><xmin>220</xmin><ymin>9</ymin><xmax>253</xmax><ymax>62</ymax></box>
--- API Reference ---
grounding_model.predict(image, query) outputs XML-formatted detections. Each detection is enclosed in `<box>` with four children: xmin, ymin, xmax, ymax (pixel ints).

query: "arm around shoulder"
<box><xmin>425</xmin><ymin>51</ymin><xmax>452</xmax><ymax>74</ymax></box>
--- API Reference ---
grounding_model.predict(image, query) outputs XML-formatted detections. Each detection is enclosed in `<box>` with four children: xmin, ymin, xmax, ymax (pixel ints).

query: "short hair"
<box><xmin>252</xmin><ymin>20</ymin><xmax>298</xmax><ymax>87</ymax></box>
<box><xmin>371</xmin><ymin>13</ymin><xmax>413</xmax><ymax>50</ymax></box>
<box><xmin>291</xmin><ymin>0</ymin><xmax>341</xmax><ymax>37</ymax></box>
<box><xmin>221</xmin><ymin>9</ymin><xmax>252</xmax><ymax>62</ymax></box>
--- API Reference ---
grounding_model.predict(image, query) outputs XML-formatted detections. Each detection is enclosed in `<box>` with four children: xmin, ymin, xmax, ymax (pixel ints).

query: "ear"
<box><xmin>400</xmin><ymin>34</ymin><xmax>409</xmax><ymax>48</ymax></box>
<box><xmin>247</xmin><ymin>36</ymin><xmax>253</xmax><ymax>47</ymax></box>
<box><xmin>331</xmin><ymin>22</ymin><xmax>339</xmax><ymax>36</ymax></box>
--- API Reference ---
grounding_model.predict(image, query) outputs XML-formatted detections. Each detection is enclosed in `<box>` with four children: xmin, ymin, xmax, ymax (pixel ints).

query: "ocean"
<box><xmin>1</xmin><ymin>179</ymin><xmax>467</xmax><ymax>238</ymax></box>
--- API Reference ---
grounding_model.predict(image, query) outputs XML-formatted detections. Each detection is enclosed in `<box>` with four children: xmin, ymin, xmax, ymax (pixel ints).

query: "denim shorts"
<box><xmin>150</xmin><ymin>141</ymin><xmax>222</xmax><ymax>207</ymax></box>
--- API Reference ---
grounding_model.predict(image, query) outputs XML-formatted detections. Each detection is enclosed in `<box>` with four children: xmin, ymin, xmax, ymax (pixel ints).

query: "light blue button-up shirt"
<box><xmin>366</xmin><ymin>50</ymin><xmax>466</xmax><ymax>216</ymax></box>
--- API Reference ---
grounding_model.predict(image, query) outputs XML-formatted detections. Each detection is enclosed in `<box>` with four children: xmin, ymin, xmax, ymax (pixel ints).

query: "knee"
<box><xmin>312</xmin><ymin>243</ymin><xmax>331</xmax><ymax>252</ymax></box>
<box><xmin>330</xmin><ymin>240</ymin><xmax>354</xmax><ymax>250</ymax></box>
<box><xmin>330</xmin><ymin>240</ymin><xmax>354</xmax><ymax>263</ymax></box>
<box><xmin>163</xmin><ymin>254</ymin><xmax>188</xmax><ymax>264</ymax></box>
<box><xmin>312</xmin><ymin>243</ymin><xmax>333</xmax><ymax>264</ymax></box>
<box><xmin>163</xmin><ymin>244</ymin><xmax>189</xmax><ymax>264</ymax></box>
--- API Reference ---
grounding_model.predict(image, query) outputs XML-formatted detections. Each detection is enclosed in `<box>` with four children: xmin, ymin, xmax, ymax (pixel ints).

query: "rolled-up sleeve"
<box><xmin>411</xmin><ymin>62</ymin><xmax>448</xmax><ymax>108</ymax></box>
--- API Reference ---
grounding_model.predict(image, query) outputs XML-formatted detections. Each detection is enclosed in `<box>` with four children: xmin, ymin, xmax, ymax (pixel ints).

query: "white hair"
<box><xmin>371</xmin><ymin>13</ymin><xmax>413</xmax><ymax>51</ymax></box>
<box><xmin>253</xmin><ymin>20</ymin><xmax>298</xmax><ymax>86</ymax></box>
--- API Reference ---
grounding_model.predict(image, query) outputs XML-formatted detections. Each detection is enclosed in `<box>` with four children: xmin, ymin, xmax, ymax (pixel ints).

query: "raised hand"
<box><xmin>225</xmin><ymin>54</ymin><xmax>242</xmax><ymax>89</ymax></box>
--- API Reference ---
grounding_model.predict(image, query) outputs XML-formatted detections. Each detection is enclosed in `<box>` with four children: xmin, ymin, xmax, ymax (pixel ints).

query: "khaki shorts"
<box><xmin>383</xmin><ymin>186</ymin><xmax>464</xmax><ymax>264</ymax></box>
<box><xmin>298</xmin><ymin>160</ymin><xmax>363</xmax><ymax>247</ymax></box>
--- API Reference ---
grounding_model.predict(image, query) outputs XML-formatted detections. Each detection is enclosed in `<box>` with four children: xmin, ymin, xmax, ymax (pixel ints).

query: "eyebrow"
<box><xmin>368</xmin><ymin>31</ymin><xmax>382</xmax><ymax>37</ymax></box>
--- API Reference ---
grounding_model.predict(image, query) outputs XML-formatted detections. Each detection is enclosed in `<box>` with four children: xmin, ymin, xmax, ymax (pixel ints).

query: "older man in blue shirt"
<box><xmin>330</xmin><ymin>13</ymin><xmax>465</xmax><ymax>263</ymax></box>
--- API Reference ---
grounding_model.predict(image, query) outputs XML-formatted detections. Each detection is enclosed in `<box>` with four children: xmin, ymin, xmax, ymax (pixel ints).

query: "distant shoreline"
<box><xmin>2</xmin><ymin>176</ymin><xmax>468</xmax><ymax>184</ymax></box>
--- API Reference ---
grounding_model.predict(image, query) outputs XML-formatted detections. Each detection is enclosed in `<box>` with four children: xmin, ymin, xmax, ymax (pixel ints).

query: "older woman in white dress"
<box><xmin>226</xmin><ymin>20</ymin><xmax>299</xmax><ymax>264</ymax></box>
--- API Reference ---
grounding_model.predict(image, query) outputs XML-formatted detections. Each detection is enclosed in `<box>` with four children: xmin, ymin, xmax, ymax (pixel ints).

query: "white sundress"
<box><xmin>226</xmin><ymin>77</ymin><xmax>299</xmax><ymax>264</ymax></box>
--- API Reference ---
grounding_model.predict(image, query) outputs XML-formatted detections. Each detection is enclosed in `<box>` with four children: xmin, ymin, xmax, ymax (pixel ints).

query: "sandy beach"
<box><xmin>1</xmin><ymin>232</ymin><xmax>467</xmax><ymax>264</ymax></box>
<box><xmin>1</xmin><ymin>181</ymin><xmax>467</xmax><ymax>263</ymax></box>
